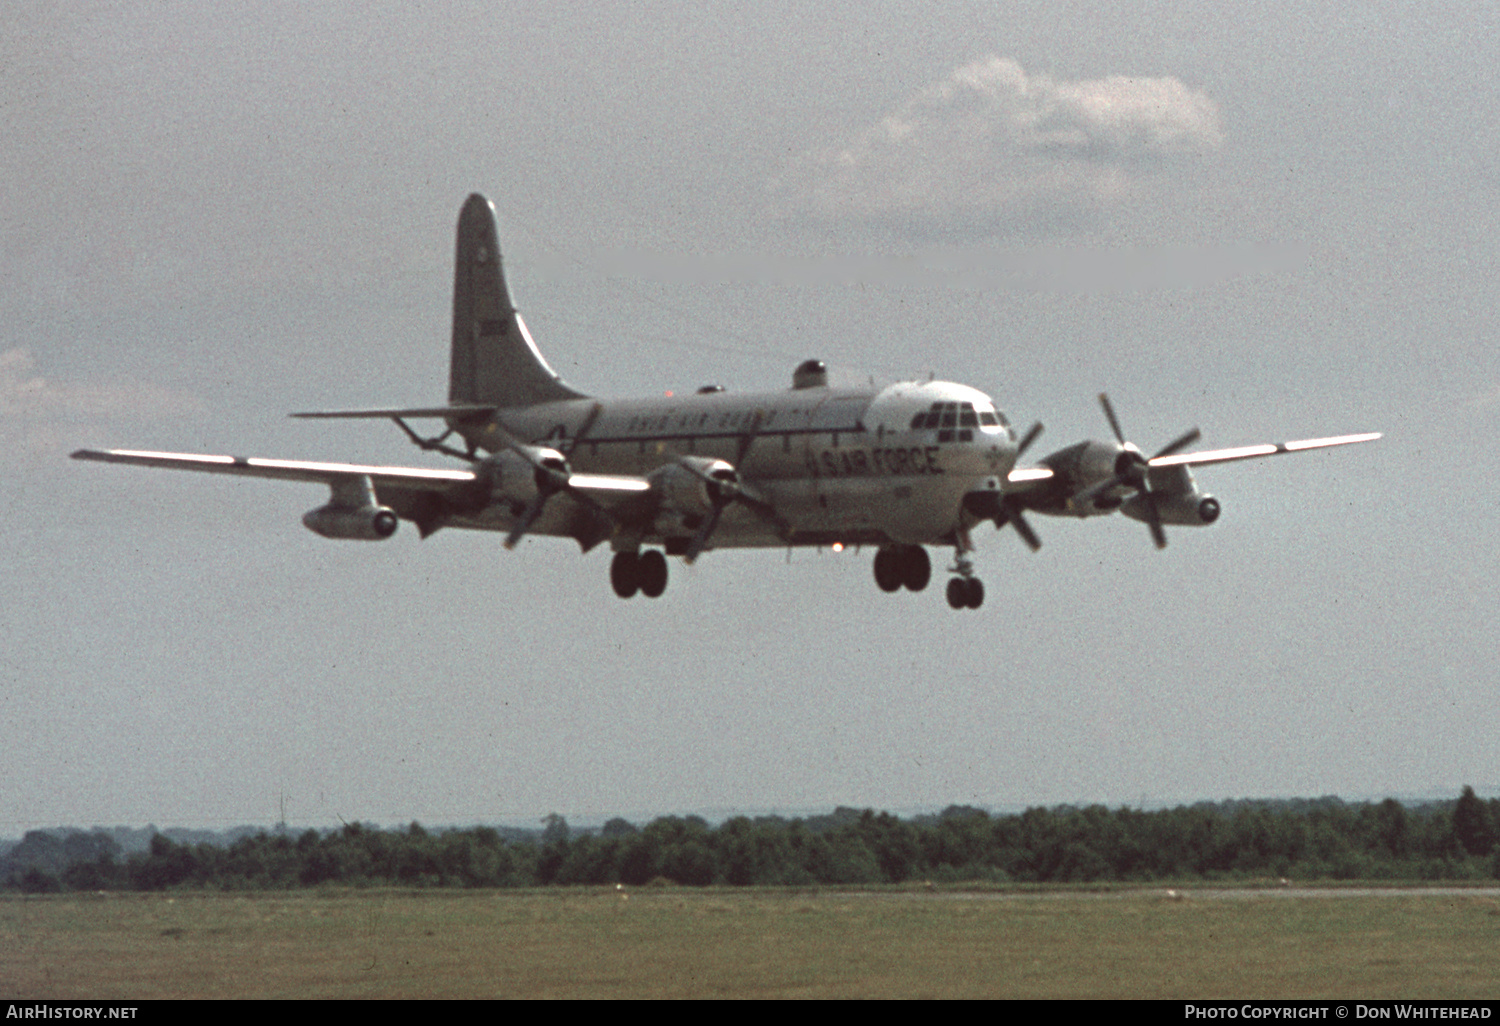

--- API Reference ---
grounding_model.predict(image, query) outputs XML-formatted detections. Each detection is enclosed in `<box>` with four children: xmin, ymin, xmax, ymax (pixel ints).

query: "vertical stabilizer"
<box><xmin>449</xmin><ymin>194</ymin><xmax>588</xmax><ymax>407</ymax></box>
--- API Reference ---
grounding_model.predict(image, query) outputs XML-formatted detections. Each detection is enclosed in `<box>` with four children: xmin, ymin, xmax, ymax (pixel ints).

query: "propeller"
<box><xmin>680</xmin><ymin>410</ymin><xmax>789</xmax><ymax>563</ymax></box>
<box><xmin>504</xmin><ymin>453</ymin><xmax>572</xmax><ymax>549</ymax></box>
<box><xmin>486</xmin><ymin>415</ymin><xmax>620</xmax><ymax>550</ymax></box>
<box><xmin>992</xmin><ymin>420</ymin><xmax>1045</xmax><ymax>551</ymax></box>
<box><xmin>683</xmin><ymin>465</ymin><xmax>742</xmax><ymax>564</ymax></box>
<box><xmin>1075</xmin><ymin>393</ymin><xmax>1200</xmax><ymax>549</ymax></box>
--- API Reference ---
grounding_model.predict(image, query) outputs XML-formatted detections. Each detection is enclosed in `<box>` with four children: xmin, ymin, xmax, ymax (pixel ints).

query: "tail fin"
<box><xmin>449</xmin><ymin>194</ymin><xmax>588</xmax><ymax>407</ymax></box>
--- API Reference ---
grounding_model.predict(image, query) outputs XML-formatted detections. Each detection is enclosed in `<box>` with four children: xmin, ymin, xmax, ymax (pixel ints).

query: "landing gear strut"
<box><xmin>611</xmin><ymin>549</ymin><xmax>668</xmax><ymax>599</ymax></box>
<box><xmin>873</xmin><ymin>545</ymin><xmax>931</xmax><ymax>593</ymax></box>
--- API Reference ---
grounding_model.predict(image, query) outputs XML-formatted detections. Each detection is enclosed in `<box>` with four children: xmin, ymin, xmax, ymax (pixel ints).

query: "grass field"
<box><xmin>4</xmin><ymin>886</ymin><xmax>1499</xmax><ymax>999</ymax></box>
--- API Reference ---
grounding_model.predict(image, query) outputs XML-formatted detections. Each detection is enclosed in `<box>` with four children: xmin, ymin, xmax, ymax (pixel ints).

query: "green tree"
<box><xmin>1453</xmin><ymin>786</ymin><xmax>1495</xmax><ymax>857</ymax></box>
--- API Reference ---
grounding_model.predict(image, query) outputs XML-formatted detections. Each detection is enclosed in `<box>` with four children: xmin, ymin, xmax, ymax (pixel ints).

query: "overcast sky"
<box><xmin>3</xmin><ymin>1</ymin><xmax>1496</xmax><ymax>833</ymax></box>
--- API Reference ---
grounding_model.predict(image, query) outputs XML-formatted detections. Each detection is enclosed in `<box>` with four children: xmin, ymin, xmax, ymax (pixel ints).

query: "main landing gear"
<box><xmin>873</xmin><ymin>545</ymin><xmax>931</xmax><ymax>594</ymax></box>
<box><xmin>874</xmin><ymin>545</ymin><xmax>984</xmax><ymax>610</ymax></box>
<box><xmin>611</xmin><ymin>549</ymin><xmax>668</xmax><ymax>599</ymax></box>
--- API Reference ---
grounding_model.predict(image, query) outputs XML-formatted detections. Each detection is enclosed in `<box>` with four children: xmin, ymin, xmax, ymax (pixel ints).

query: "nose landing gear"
<box><xmin>946</xmin><ymin>576</ymin><xmax>984</xmax><ymax>610</ymax></box>
<box><xmin>945</xmin><ymin>548</ymin><xmax>984</xmax><ymax>611</ymax></box>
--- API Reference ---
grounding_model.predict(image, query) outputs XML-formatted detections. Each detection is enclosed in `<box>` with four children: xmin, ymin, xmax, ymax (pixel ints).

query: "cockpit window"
<box><xmin>909</xmin><ymin>399</ymin><xmax>1002</xmax><ymax>438</ymax></box>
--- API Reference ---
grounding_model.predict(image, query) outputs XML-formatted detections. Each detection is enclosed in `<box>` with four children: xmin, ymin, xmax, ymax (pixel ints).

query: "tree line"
<box><xmin>5</xmin><ymin>789</ymin><xmax>1498</xmax><ymax>893</ymax></box>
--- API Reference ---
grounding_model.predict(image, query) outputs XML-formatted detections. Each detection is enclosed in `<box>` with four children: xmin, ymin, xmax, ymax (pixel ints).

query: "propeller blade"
<box><xmin>1099</xmin><ymin>393</ymin><xmax>1127</xmax><ymax>445</ymax></box>
<box><xmin>1074</xmin><ymin>471</ymin><xmax>1129</xmax><ymax>509</ymax></box>
<box><xmin>733</xmin><ymin>410</ymin><xmax>765</xmax><ymax>466</ymax></box>
<box><xmin>1140</xmin><ymin>487</ymin><xmax>1168</xmax><ymax>549</ymax></box>
<box><xmin>683</xmin><ymin>504</ymin><xmax>724</xmax><ymax>565</ymax></box>
<box><xmin>1016</xmin><ymin>421</ymin><xmax>1044</xmax><ymax>458</ymax></box>
<box><xmin>1152</xmin><ymin>427</ymin><xmax>1201</xmax><ymax>462</ymax></box>
<box><xmin>504</xmin><ymin>494</ymin><xmax>549</xmax><ymax>549</ymax></box>
<box><xmin>1009</xmin><ymin>508</ymin><xmax>1042</xmax><ymax>551</ymax></box>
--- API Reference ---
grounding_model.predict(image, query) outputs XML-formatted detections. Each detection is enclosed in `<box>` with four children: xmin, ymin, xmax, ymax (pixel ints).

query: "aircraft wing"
<box><xmin>70</xmin><ymin>448</ymin><xmax>478</xmax><ymax>489</ymax></box>
<box><xmin>71</xmin><ymin>447</ymin><xmax>652</xmax><ymax>490</ymax></box>
<box><xmin>1147</xmin><ymin>432</ymin><xmax>1382</xmax><ymax>468</ymax></box>
<box><xmin>1004</xmin><ymin>431</ymin><xmax>1382</xmax><ymax>490</ymax></box>
<box><xmin>70</xmin><ymin>447</ymin><xmax>654</xmax><ymax>544</ymax></box>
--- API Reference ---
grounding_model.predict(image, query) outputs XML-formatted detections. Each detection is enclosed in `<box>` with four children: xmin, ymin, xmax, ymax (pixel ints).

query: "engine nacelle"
<box><xmin>1120</xmin><ymin>464</ymin><xmax>1221</xmax><ymax>526</ymax></box>
<box><xmin>1038</xmin><ymin>440</ymin><xmax>1132</xmax><ymax>515</ymax></box>
<box><xmin>302</xmin><ymin>473</ymin><xmax>399</xmax><ymax>540</ymax></box>
<box><xmin>302</xmin><ymin>503</ymin><xmax>399</xmax><ymax>540</ymax></box>
<box><xmin>483</xmin><ymin>447</ymin><xmax>569</xmax><ymax>506</ymax></box>
<box><xmin>1121</xmin><ymin>492</ymin><xmax>1221</xmax><ymax>526</ymax></box>
<box><xmin>649</xmin><ymin>457</ymin><xmax>739</xmax><ymax>516</ymax></box>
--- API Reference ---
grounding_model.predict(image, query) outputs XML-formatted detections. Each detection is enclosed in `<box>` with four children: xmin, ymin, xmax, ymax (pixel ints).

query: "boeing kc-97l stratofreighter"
<box><xmin>74</xmin><ymin>194</ymin><xmax>1381</xmax><ymax>610</ymax></box>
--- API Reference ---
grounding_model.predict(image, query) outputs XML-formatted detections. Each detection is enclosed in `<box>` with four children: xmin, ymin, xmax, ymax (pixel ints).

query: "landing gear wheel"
<box><xmin>638</xmin><ymin>549</ymin><xmax>669</xmax><ymax>598</ymax></box>
<box><xmin>900</xmin><ymin>546</ymin><xmax>931</xmax><ymax>592</ymax></box>
<box><xmin>610</xmin><ymin>551</ymin><xmax>640</xmax><ymax>598</ymax></box>
<box><xmin>946</xmin><ymin>577</ymin><xmax>968</xmax><ymax>610</ymax></box>
<box><xmin>873</xmin><ymin>549</ymin><xmax>902</xmax><ymax>593</ymax></box>
<box><xmin>946</xmin><ymin>576</ymin><xmax>985</xmax><ymax>610</ymax></box>
<box><xmin>964</xmin><ymin>577</ymin><xmax>984</xmax><ymax>610</ymax></box>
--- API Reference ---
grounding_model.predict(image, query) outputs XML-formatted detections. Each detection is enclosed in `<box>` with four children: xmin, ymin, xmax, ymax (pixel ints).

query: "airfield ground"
<box><xmin>4</xmin><ymin>886</ymin><xmax>1499</xmax><ymax>999</ymax></box>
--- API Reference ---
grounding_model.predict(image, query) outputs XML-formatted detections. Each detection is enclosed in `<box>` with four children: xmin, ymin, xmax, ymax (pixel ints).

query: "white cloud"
<box><xmin>1</xmin><ymin>348</ymin><xmax>204</xmax><ymax>458</ymax></box>
<box><xmin>773</xmin><ymin>57</ymin><xmax>1224</xmax><ymax>239</ymax></box>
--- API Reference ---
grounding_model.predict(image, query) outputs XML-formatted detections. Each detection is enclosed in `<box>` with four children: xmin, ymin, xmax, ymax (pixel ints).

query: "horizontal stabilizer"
<box><xmin>290</xmin><ymin>405</ymin><xmax>497</xmax><ymax>421</ymax></box>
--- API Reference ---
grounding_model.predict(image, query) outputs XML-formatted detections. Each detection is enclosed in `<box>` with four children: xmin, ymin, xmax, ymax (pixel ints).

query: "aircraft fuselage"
<box><xmin>453</xmin><ymin>378</ymin><xmax>1018</xmax><ymax>550</ymax></box>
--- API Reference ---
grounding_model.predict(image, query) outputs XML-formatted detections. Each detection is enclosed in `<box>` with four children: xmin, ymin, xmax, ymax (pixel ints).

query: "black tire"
<box><xmin>638</xmin><ymin>550</ymin><xmax>669</xmax><ymax>598</ymax></box>
<box><xmin>873</xmin><ymin>549</ymin><xmax>902</xmax><ymax>592</ymax></box>
<box><xmin>946</xmin><ymin>577</ymin><xmax>967</xmax><ymax>609</ymax></box>
<box><xmin>901</xmin><ymin>546</ymin><xmax>931</xmax><ymax>592</ymax></box>
<box><xmin>610</xmin><ymin>551</ymin><xmax>640</xmax><ymax>598</ymax></box>
<box><xmin>964</xmin><ymin>577</ymin><xmax>984</xmax><ymax>610</ymax></box>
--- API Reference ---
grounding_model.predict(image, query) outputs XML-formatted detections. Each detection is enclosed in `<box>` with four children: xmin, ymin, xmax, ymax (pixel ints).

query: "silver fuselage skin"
<box><xmin>448</xmin><ymin>379</ymin><xmax>1018</xmax><ymax>550</ymax></box>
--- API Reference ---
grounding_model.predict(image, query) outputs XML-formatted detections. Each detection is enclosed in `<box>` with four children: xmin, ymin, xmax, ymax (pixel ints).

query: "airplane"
<box><xmin>73</xmin><ymin>193</ymin><xmax>1381</xmax><ymax>611</ymax></box>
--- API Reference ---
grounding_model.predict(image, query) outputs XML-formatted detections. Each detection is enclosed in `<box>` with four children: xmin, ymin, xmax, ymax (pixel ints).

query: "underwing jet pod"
<box><xmin>74</xmin><ymin>193</ymin><xmax>1381</xmax><ymax>611</ymax></box>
